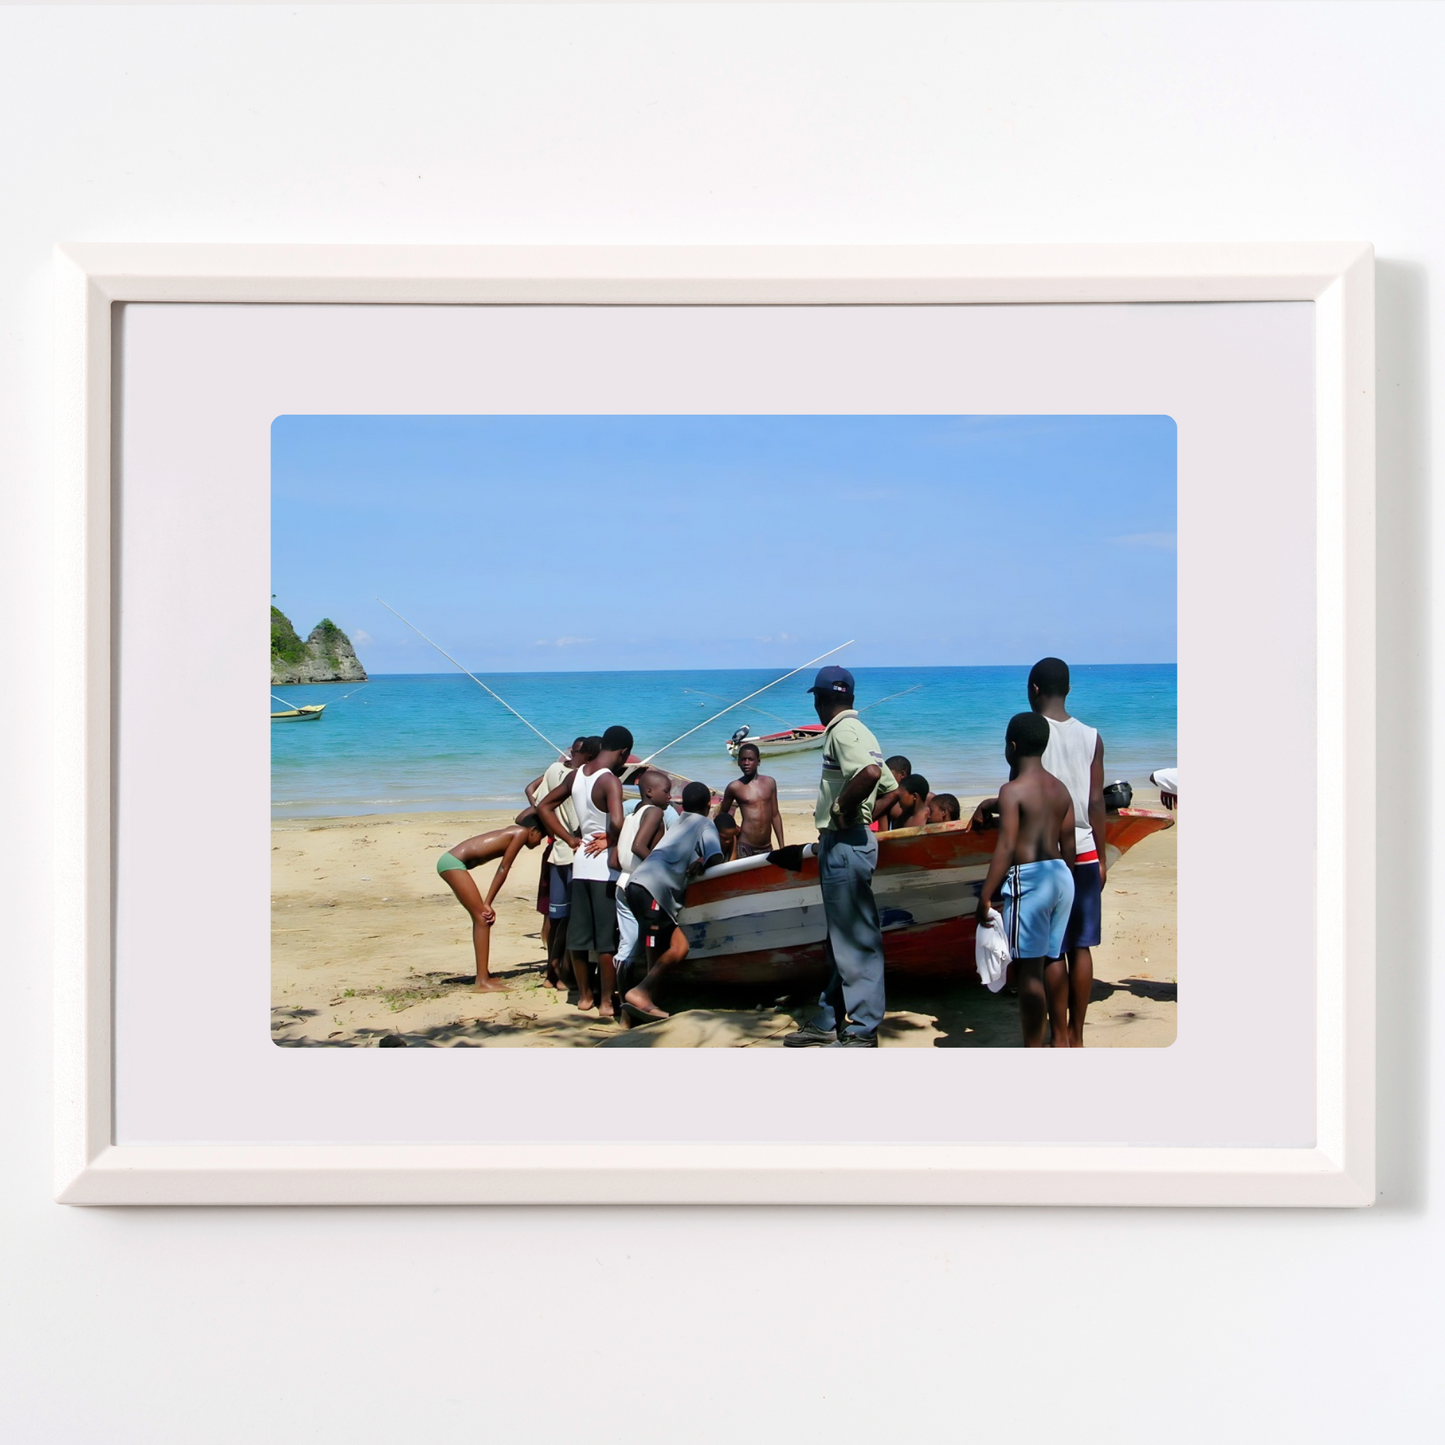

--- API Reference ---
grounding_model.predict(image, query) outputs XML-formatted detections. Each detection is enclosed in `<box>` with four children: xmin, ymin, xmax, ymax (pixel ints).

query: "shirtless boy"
<box><xmin>436</xmin><ymin>815</ymin><xmax>549</xmax><ymax>992</ymax></box>
<box><xmin>714</xmin><ymin>812</ymin><xmax>740</xmax><ymax>861</ymax></box>
<box><xmin>888</xmin><ymin>773</ymin><xmax>932</xmax><ymax>829</ymax></box>
<box><xmin>975</xmin><ymin>713</ymin><xmax>1078</xmax><ymax>1047</ymax></box>
<box><xmin>715</xmin><ymin>742</ymin><xmax>784</xmax><ymax>858</ymax></box>
<box><xmin>873</xmin><ymin>755</ymin><xmax>913</xmax><ymax>830</ymax></box>
<box><xmin>536</xmin><ymin>725</ymin><xmax>633</xmax><ymax>1018</ymax></box>
<box><xmin>622</xmin><ymin>781</ymin><xmax>725</xmax><ymax>1024</ymax></box>
<box><xmin>927</xmin><ymin>793</ymin><xmax>961</xmax><ymax>825</ymax></box>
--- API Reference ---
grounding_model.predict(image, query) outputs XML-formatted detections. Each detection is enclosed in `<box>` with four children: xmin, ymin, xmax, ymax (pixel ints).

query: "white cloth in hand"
<box><xmin>975</xmin><ymin>907</ymin><xmax>1011</xmax><ymax>993</ymax></box>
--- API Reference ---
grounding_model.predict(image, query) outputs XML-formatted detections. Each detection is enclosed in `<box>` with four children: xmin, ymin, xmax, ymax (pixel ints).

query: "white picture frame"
<box><xmin>54</xmin><ymin>242</ymin><xmax>1375</xmax><ymax>1207</ymax></box>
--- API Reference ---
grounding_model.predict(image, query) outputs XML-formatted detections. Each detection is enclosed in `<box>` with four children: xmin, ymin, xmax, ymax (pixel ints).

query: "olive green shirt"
<box><xmin>813</xmin><ymin>710</ymin><xmax>892</xmax><ymax>830</ymax></box>
<box><xmin>539</xmin><ymin>757</ymin><xmax>579</xmax><ymax>865</ymax></box>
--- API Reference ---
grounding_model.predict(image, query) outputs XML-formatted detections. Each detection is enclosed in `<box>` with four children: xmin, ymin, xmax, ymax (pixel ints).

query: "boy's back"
<box><xmin>976</xmin><ymin>712</ymin><xmax>1081</xmax><ymax>1045</ymax></box>
<box><xmin>998</xmin><ymin>767</ymin><xmax>1076</xmax><ymax>866</ymax></box>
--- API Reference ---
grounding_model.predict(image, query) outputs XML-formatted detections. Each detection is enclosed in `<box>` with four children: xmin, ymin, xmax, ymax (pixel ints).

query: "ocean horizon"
<box><xmin>271</xmin><ymin>663</ymin><xmax>1177</xmax><ymax>819</ymax></box>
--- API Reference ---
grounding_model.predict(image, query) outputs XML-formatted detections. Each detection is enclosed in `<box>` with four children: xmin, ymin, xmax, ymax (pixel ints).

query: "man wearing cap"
<box><xmin>784</xmin><ymin>665</ymin><xmax>894</xmax><ymax>1048</ymax></box>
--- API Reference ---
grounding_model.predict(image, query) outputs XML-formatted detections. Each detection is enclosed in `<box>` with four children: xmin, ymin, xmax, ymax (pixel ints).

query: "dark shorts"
<box><xmin>547</xmin><ymin>861</ymin><xmax>573</xmax><ymax>921</ymax></box>
<box><xmin>1064</xmin><ymin>859</ymin><xmax>1103</xmax><ymax>952</ymax></box>
<box><xmin>568</xmin><ymin>877</ymin><xmax>617</xmax><ymax>957</ymax></box>
<box><xmin>624</xmin><ymin>882</ymin><xmax>676</xmax><ymax>958</ymax></box>
<box><xmin>736</xmin><ymin>837</ymin><xmax>771</xmax><ymax>859</ymax></box>
<box><xmin>535</xmin><ymin>843</ymin><xmax>553</xmax><ymax>916</ymax></box>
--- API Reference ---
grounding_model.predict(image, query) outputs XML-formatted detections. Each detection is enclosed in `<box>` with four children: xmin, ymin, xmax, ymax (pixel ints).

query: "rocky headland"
<box><xmin>271</xmin><ymin>606</ymin><xmax>367</xmax><ymax>685</ymax></box>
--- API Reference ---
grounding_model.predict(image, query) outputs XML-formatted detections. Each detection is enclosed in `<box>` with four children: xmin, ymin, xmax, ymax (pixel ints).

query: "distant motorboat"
<box><xmin>725</xmin><ymin>723</ymin><xmax>826</xmax><ymax>758</ymax></box>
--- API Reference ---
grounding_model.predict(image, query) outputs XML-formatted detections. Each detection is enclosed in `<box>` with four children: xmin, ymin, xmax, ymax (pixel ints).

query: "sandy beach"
<box><xmin>272</xmin><ymin>790</ymin><xmax>1176</xmax><ymax>1048</ymax></box>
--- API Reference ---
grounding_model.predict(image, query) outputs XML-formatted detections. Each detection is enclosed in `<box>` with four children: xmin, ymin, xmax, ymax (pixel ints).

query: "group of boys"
<box><xmin>444</xmin><ymin>652</ymin><xmax>1107</xmax><ymax>1047</ymax></box>
<box><xmin>520</xmin><ymin>725</ymin><xmax>731</xmax><ymax>1025</ymax></box>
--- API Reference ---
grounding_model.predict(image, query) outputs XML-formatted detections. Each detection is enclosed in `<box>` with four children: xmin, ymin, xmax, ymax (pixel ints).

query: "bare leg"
<box><xmin>572</xmin><ymin>951</ymin><xmax>595</xmax><ymax>1011</ymax></box>
<box><xmin>597</xmin><ymin>954</ymin><xmax>617</xmax><ymax>1020</ymax></box>
<box><xmin>624</xmin><ymin>930</ymin><xmax>689</xmax><ymax>1021</ymax></box>
<box><xmin>1044</xmin><ymin>956</ymin><xmax>1072</xmax><ymax>1046</ymax></box>
<box><xmin>1016</xmin><ymin>959</ymin><xmax>1047</xmax><ymax>1047</ymax></box>
<box><xmin>544</xmin><ymin>916</ymin><xmax>571</xmax><ymax>989</ymax></box>
<box><xmin>440</xmin><ymin>869</ymin><xmax>507</xmax><ymax>993</ymax></box>
<box><xmin>1068</xmin><ymin>945</ymin><xmax>1094</xmax><ymax>1048</ymax></box>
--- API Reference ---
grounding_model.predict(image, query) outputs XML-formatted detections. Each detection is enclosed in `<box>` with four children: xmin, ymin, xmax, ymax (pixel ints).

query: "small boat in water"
<box><xmin>271</xmin><ymin>704</ymin><xmax>325</xmax><ymax>722</ymax></box>
<box><xmin>669</xmin><ymin>809</ymin><xmax>1174</xmax><ymax>993</ymax></box>
<box><xmin>725</xmin><ymin>723</ymin><xmax>826</xmax><ymax>758</ymax></box>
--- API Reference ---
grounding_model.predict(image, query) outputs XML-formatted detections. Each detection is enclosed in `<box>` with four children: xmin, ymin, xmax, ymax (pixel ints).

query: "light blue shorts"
<box><xmin>1000</xmin><ymin>858</ymin><xmax>1075</xmax><ymax>961</ymax></box>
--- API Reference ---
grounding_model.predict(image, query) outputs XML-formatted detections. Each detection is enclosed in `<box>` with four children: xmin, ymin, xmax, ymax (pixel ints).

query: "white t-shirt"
<box><xmin>1042</xmin><ymin>715</ymin><xmax>1099</xmax><ymax>859</ymax></box>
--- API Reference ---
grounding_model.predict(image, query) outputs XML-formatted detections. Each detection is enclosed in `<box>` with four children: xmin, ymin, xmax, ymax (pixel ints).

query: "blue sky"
<box><xmin>271</xmin><ymin>415</ymin><xmax>1176</xmax><ymax>673</ymax></box>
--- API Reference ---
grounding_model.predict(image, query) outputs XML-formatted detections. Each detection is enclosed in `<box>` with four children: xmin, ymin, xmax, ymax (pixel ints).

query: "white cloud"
<box><xmin>352</xmin><ymin>628</ymin><xmax>373</xmax><ymax>645</ymax></box>
<box><xmin>533</xmin><ymin>636</ymin><xmax>595</xmax><ymax>648</ymax></box>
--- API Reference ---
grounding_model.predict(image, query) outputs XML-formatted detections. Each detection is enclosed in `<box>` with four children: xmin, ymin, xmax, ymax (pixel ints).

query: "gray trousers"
<box><xmin>814</xmin><ymin>826</ymin><xmax>886</xmax><ymax>1038</ymax></box>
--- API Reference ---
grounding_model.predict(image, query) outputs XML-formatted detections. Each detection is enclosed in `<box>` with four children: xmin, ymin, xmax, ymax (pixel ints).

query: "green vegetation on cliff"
<box><xmin>271</xmin><ymin>605</ymin><xmax>307</xmax><ymax>666</ymax></box>
<box><xmin>271</xmin><ymin>602</ymin><xmax>367</xmax><ymax>684</ymax></box>
<box><xmin>311</xmin><ymin>617</ymin><xmax>345</xmax><ymax>669</ymax></box>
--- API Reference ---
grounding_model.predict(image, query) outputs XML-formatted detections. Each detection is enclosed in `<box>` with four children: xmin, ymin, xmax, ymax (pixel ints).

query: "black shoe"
<box><xmin>824</xmin><ymin>1031</ymin><xmax>878</xmax><ymax>1048</ymax></box>
<box><xmin>782</xmin><ymin>1022</ymin><xmax>838</xmax><ymax>1048</ymax></box>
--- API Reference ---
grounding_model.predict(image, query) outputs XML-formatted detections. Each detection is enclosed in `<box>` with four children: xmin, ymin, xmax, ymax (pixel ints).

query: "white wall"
<box><xmin>1</xmin><ymin>4</ymin><xmax>1435</xmax><ymax>1441</ymax></box>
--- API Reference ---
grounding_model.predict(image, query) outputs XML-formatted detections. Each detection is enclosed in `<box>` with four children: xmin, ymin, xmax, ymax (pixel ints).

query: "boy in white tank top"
<box><xmin>535</xmin><ymin>725</ymin><xmax>634</xmax><ymax>1020</ymax></box>
<box><xmin>1028</xmin><ymin>658</ymin><xmax>1106</xmax><ymax>1048</ymax></box>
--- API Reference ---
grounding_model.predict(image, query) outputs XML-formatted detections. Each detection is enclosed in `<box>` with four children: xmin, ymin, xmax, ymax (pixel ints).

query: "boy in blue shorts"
<box><xmin>975</xmin><ymin>713</ymin><xmax>1078</xmax><ymax>1047</ymax></box>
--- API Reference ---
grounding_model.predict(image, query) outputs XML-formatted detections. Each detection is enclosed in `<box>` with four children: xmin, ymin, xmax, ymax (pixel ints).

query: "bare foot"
<box><xmin>598</xmin><ymin>998</ymin><xmax>616</xmax><ymax>1020</ymax></box>
<box><xmin>576</xmin><ymin>992</ymin><xmax>597</xmax><ymax>1012</ymax></box>
<box><xmin>473</xmin><ymin>976</ymin><xmax>509</xmax><ymax>994</ymax></box>
<box><xmin>622</xmin><ymin>988</ymin><xmax>669</xmax><ymax>1021</ymax></box>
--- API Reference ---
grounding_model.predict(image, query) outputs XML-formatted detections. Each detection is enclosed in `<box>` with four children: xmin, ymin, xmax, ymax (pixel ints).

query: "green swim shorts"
<box><xmin>436</xmin><ymin>851</ymin><xmax>473</xmax><ymax>875</ymax></box>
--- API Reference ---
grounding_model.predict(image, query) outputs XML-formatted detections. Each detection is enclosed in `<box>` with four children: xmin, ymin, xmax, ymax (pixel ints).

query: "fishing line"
<box><xmin>639</xmin><ymin>640</ymin><xmax>855</xmax><ymax>766</ymax></box>
<box><xmin>859</xmin><ymin>683</ymin><xmax>923</xmax><ymax>714</ymax></box>
<box><xmin>375</xmin><ymin>598</ymin><xmax>565</xmax><ymax>756</ymax></box>
<box><xmin>681</xmin><ymin>689</ymin><xmax>792</xmax><ymax>727</ymax></box>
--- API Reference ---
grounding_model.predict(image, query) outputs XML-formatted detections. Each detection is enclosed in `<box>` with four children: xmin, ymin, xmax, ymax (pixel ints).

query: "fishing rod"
<box><xmin>639</xmin><ymin>640</ymin><xmax>855</xmax><ymax>766</ymax></box>
<box><xmin>859</xmin><ymin>683</ymin><xmax>923</xmax><ymax>714</ymax></box>
<box><xmin>272</xmin><ymin>681</ymin><xmax>368</xmax><ymax>709</ymax></box>
<box><xmin>375</xmin><ymin>598</ymin><xmax>566</xmax><ymax>756</ymax></box>
<box><xmin>681</xmin><ymin>688</ymin><xmax>792</xmax><ymax>728</ymax></box>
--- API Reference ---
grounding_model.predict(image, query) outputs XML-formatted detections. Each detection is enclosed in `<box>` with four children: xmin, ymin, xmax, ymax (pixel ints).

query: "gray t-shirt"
<box><xmin>629</xmin><ymin>811</ymin><xmax>724</xmax><ymax>920</ymax></box>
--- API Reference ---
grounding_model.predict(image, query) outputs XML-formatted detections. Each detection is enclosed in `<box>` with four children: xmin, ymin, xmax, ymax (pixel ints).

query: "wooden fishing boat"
<box><xmin>271</xmin><ymin>704</ymin><xmax>325</xmax><ymax>722</ymax></box>
<box><xmin>725</xmin><ymin>723</ymin><xmax>826</xmax><ymax>758</ymax></box>
<box><xmin>668</xmin><ymin>809</ymin><xmax>1174</xmax><ymax>993</ymax></box>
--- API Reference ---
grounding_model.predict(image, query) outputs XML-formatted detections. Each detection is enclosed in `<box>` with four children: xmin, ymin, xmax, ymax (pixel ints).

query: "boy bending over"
<box><xmin>622</xmin><ymin>781</ymin><xmax>725</xmax><ymax>1024</ymax></box>
<box><xmin>437</xmin><ymin>816</ymin><xmax>549</xmax><ymax>992</ymax></box>
<box><xmin>975</xmin><ymin>714</ymin><xmax>1077</xmax><ymax>1046</ymax></box>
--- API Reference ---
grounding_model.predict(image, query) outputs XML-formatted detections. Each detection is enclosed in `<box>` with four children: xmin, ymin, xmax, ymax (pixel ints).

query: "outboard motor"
<box><xmin>1103</xmin><ymin>780</ymin><xmax>1133</xmax><ymax>812</ymax></box>
<box><xmin>729</xmin><ymin>725</ymin><xmax>750</xmax><ymax>746</ymax></box>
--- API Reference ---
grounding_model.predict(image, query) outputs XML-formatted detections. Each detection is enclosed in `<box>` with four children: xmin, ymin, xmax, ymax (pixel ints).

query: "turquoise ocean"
<box><xmin>271</xmin><ymin>664</ymin><xmax>1176</xmax><ymax>819</ymax></box>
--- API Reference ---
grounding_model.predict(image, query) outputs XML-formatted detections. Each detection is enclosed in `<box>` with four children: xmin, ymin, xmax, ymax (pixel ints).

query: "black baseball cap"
<box><xmin>807</xmin><ymin>665</ymin><xmax>855</xmax><ymax>696</ymax></box>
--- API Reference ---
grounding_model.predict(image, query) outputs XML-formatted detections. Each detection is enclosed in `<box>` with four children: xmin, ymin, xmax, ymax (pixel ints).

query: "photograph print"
<box><xmin>271</xmin><ymin>414</ymin><xmax>1177</xmax><ymax>1050</ymax></box>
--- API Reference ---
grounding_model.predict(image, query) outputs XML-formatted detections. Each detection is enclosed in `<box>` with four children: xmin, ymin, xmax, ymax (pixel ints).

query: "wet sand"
<box><xmin>272</xmin><ymin>793</ymin><xmax>1176</xmax><ymax>1048</ymax></box>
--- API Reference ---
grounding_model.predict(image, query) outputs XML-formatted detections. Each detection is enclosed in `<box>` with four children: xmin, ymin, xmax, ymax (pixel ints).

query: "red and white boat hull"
<box><xmin>670</xmin><ymin>810</ymin><xmax>1174</xmax><ymax>991</ymax></box>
